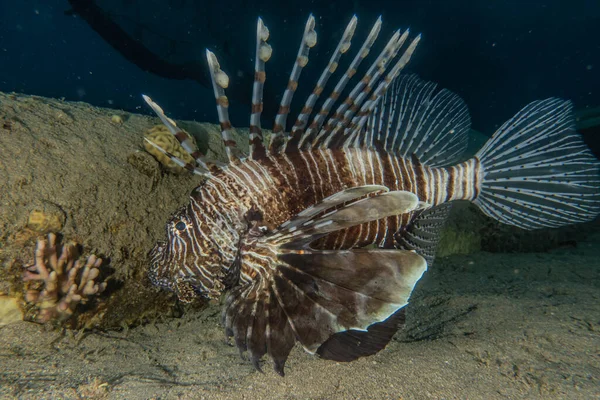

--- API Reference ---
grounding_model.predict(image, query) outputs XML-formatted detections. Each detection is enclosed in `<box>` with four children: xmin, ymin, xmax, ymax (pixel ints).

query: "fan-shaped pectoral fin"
<box><xmin>222</xmin><ymin>276</ymin><xmax>296</xmax><ymax>376</ymax></box>
<box><xmin>222</xmin><ymin>248</ymin><xmax>426</xmax><ymax>375</ymax></box>
<box><xmin>222</xmin><ymin>188</ymin><xmax>428</xmax><ymax>375</ymax></box>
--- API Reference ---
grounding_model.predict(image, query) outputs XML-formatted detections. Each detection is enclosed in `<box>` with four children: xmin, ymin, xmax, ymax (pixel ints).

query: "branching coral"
<box><xmin>23</xmin><ymin>233</ymin><xmax>108</xmax><ymax>324</ymax></box>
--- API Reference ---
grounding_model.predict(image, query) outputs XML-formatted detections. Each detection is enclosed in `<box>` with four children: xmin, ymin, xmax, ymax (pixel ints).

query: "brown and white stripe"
<box><xmin>185</xmin><ymin>147</ymin><xmax>481</xmax><ymax>256</ymax></box>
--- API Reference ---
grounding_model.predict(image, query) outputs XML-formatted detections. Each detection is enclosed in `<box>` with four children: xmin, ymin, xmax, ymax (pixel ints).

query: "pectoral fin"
<box><xmin>316</xmin><ymin>307</ymin><xmax>407</xmax><ymax>362</ymax></box>
<box><xmin>275</xmin><ymin>249</ymin><xmax>426</xmax><ymax>353</ymax></box>
<box><xmin>270</xmin><ymin>190</ymin><xmax>421</xmax><ymax>248</ymax></box>
<box><xmin>223</xmin><ymin>188</ymin><xmax>427</xmax><ymax>375</ymax></box>
<box><xmin>281</xmin><ymin>184</ymin><xmax>389</xmax><ymax>230</ymax></box>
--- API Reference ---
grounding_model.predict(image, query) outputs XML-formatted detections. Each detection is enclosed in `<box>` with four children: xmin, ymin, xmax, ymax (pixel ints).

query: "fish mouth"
<box><xmin>147</xmin><ymin>240</ymin><xmax>173</xmax><ymax>290</ymax></box>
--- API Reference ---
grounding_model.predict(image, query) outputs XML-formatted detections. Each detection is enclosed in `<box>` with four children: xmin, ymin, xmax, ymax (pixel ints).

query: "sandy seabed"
<box><xmin>0</xmin><ymin>93</ymin><xmax>599</xmax><ymax>399</ymax></box>
<box><xmin>1</xmin><ymin>238</ymin><xmax>599</xmax><ymax>399</ymax></box>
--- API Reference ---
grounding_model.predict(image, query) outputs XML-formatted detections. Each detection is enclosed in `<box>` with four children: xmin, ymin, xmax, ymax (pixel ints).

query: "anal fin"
<box><xmin>395</xmin><ymin>203</ymin><xmax>452</xmax><ymax>266</ymax></box>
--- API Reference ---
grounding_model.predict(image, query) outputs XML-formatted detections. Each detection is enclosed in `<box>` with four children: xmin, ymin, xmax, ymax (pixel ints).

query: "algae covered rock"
<box><xmin>0</xmin><ymin>93</ymin><xmax>207</xmax><ymax>330</ymax></box>
<box><xmin>26</xmin><ymin>203</ymin><xmax>66</xmax><ymax>233</ymax></box>
<box><xmin>437</xmin><ymin>201</ymin><xmax>597</xmax><ymax>258</ymax></box>
<box><xmin>0</xmin><ymin>92</ymin><xmax>253</xmax><ymax>330</ymax></box>
<box><xmin>436</xmin><ymin>202</ymin><xmax>484</xmax><ymax>258</ymax></box>
<box><xmin>0</xmin><ymin>295</ymin><xmax>23</xmax><ymax>326</ymax></box>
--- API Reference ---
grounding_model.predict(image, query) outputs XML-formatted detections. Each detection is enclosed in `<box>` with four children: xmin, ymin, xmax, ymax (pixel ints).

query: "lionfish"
<box><xmin>141</xmin><ymin>15</ymin><xmax>600</xmax><ymax>375</ymax></box>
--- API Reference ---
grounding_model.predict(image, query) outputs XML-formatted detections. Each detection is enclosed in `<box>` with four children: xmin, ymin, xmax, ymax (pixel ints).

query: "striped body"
<box><xmin>142</xmin><ymin>14</ymin><xmax>600</xmax><ymax>374</ymax></box>
<box><xmin>228</xmin><ymin>149</ymin><xmax>480</xmax><ymax>246</ymax></box>
<box><xmin>149</xmin><ymin>148</ymin><xmax>480</xmax><ymax>295</ymax></box>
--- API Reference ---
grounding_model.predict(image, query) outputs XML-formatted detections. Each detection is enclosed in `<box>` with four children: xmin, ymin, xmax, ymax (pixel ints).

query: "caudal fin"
<box><xmin>474</xmin><ymin>98</ymin><xmax>600</xmax><ymax>229</ymax></box>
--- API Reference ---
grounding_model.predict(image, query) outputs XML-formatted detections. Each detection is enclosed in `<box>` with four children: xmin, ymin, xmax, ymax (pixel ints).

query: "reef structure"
<box><xmin>22</xmin><ymin>233</ymin><xmax>108</xmax><ymax>326</ymax></box>
<box><xmin>144</xmin><ymin>124</ymin><xmax>196</xmax><ymax>173</ymax></box>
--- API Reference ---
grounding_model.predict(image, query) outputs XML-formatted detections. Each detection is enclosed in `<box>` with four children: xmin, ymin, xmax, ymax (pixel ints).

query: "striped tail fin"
<box><xmin>474</xmin><ymin>98</ymin><xmax>600</xmax><ymax>229</ymax></box>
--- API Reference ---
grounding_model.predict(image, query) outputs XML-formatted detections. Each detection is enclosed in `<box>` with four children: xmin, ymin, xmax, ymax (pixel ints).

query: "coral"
<box><xmin>143</xmin><ymin>124</ymin><xmax>196</xmax><ymax>173</ymax></box>
<box><xmin>22</xmin><ymin>233</ymin><xmax>108</xmax><ymax>325</ymax></box>
<box><xmin>11</xmin><ymin>203</ymin><xmax>66</xmax><ymax>248</ymax></box>
<box><xmin>26</xmin><ymin>203</ymin><xmax>65</xmax><ymax>233</ymax></box>
<box><xmin>0</xmin><ymin>295</ymin><xmax>23</xmax><ymax>326</ymax></box>
<box><xmin>111</xmin><ymin>114</ymin><xmax>124</xmax><ymax>124</ymax></box>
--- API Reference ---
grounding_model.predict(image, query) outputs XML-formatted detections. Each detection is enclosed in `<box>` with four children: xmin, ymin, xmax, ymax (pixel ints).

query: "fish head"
<box><xmin>148</xmin><ymin>190</ymin><xmax>243</xmax><ymax>302</ymax></box>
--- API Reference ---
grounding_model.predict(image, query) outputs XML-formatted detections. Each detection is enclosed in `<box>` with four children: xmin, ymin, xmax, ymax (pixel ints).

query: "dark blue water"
<box><xmin>1</xmin><ymin>0</ymin><xmax>598</xmax><ymax>136</ymax></box>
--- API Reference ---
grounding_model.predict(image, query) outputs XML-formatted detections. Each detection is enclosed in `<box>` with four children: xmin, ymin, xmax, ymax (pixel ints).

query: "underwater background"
<box><xmin>1</xmin><ymin>0</ymin><xmax>599</xmax><ymax>141</ymax></box>
<box><xmin>1</xmin><ymin>1</ymin><xmax>600</xmax><ymax>399</ymax></box>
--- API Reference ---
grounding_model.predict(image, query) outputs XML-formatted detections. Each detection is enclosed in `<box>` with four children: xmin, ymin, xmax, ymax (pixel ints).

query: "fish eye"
<box><xmin>175</xmin><ymin>221</ymin><xmax>187</xmax><ymax>231</ymax></box>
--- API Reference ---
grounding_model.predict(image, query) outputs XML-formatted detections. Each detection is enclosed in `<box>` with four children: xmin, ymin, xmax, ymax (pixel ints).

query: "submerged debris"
<box><xmin>22</xmin><ymin>233</ymin><xmax>108</xmax><ymax>326</ymax></box>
